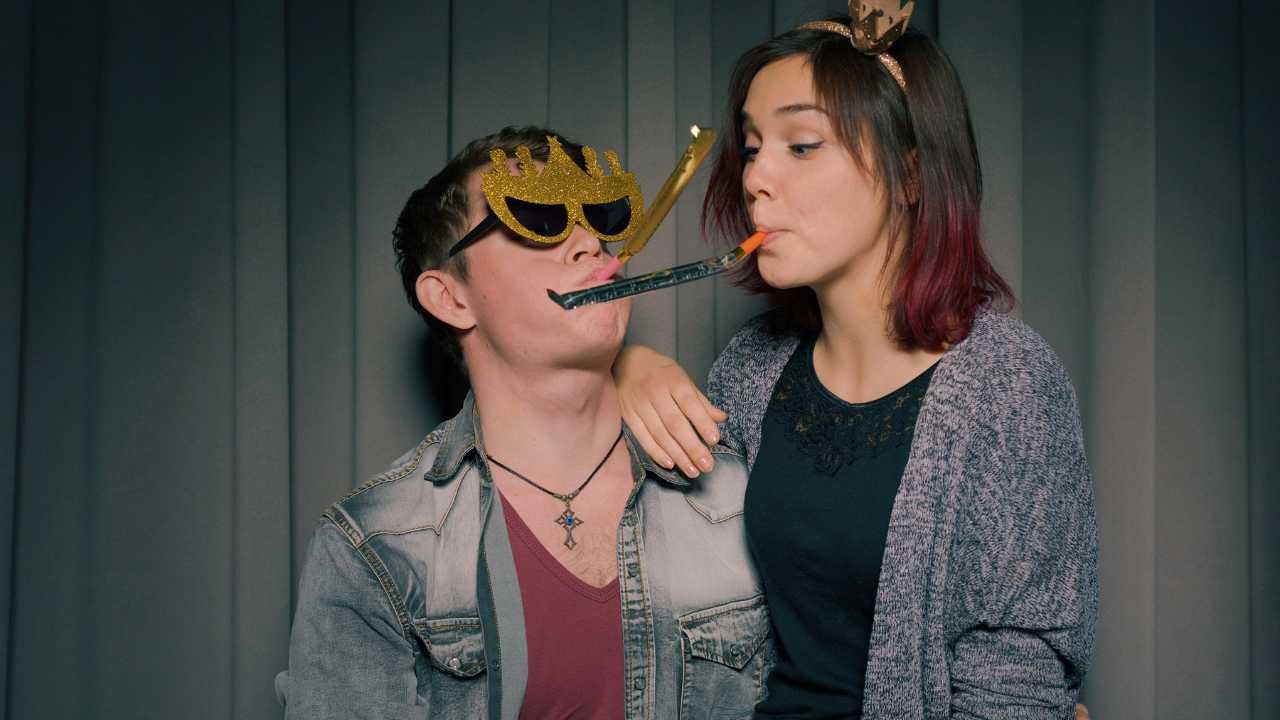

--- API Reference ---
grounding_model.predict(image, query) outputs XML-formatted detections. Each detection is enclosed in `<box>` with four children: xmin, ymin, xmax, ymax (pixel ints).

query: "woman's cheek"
<box><xmin>757</xmin><ymin>253</ymin><xmax>794</xmax><ymax>289</ymax></box>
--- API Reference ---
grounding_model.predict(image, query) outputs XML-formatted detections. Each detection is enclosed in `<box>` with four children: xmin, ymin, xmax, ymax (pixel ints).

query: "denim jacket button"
<box><xmin>633</xmin><ymin>676</ymin><xmax>645</xmax><ymax>690</ymax></box>
<box><xmin>447</xmin><ymin>657</ymin><xmax>461</xmax><ymax>670</ymax></box>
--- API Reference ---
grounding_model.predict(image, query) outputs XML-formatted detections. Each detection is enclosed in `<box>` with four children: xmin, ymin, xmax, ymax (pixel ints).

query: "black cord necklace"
<box><xmin>486</xmin><ymin>427</ymin><xmax>624</xmax><ymax>550</ymax></box>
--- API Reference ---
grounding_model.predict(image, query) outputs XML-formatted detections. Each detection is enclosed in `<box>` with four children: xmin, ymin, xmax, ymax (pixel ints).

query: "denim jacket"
<box><xmin>276</xmin><ymin>393</ymin><xmax>774</xmax><ymax>719</ymax></box>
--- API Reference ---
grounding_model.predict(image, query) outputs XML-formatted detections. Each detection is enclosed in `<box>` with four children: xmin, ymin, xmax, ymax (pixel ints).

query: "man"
<box><xmin>276</xmin><ymin>126</ymin><xmax>772</xmax><ymax>719</ymax></box>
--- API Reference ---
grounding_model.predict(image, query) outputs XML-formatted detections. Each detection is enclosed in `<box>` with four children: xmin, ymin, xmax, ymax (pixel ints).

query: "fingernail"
<box><xmin>697</xmin><ymin>456</ymin><xmax>713</xmax><ymax>472</ymax></box>
<box><xmin>710</xmin><ymin>432</ymin><xmax>720</xmax><ymax>444</ymax></box>
<box><xmin>660</xmin><ymin>457</ymin><xmax>674</xmax><ymax>469</ymax></box>
<box><xmin>685</xmin><ymin>464</ymin><xmax>700</xmax><ymax>477</ymax></box>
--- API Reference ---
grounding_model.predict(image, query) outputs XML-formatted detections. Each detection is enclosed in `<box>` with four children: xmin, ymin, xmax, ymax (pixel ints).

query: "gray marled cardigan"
<box><xmin>706</xmin><ymin>308</ymin><xmax>1097</xmax><ymax>720</ymax></box>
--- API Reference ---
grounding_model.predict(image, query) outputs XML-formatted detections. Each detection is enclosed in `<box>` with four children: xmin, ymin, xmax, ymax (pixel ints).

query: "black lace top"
<box><xmin>746</xmin><ymin>335</ymin><xmax>936</xmax><ymax>719</ymax></box>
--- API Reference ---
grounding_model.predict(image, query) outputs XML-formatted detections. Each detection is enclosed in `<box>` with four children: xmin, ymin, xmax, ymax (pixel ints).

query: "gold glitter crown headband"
<box><xmin>797</xmin><ymin>0</ymin><xmax>914</xmax><ymax>91</ymax></box>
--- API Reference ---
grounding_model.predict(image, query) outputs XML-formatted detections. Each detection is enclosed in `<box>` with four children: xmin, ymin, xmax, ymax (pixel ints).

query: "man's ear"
<box><xmin>416</xmin><ymin>269</ymin><xmax>476</xmax><ymax>332</ymax></box>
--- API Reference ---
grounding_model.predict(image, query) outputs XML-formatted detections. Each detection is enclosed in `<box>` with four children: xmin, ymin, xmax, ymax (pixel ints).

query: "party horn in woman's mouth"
<box><xmin>586</xmin><ymin>124</ymin><xmax>717</xmax><ymax>283</ymax></box>
<box><xmin>549</xmin><ymin>231</ymin><xmax>768</xmax><ymax>310</ymax></box>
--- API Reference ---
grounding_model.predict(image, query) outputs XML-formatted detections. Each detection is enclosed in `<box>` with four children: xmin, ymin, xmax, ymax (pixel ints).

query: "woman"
<box><xmin>614</xmin><ymin>12</ymin><xmax>1097</xmax><ymax>720</ymax></box>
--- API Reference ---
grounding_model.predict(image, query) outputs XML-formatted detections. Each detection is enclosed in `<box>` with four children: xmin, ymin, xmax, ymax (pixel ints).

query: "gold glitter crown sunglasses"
<box><xmin>448</xmin><ymin>136</ymin><xmax>645</xmax><ymax>257</ymax></box>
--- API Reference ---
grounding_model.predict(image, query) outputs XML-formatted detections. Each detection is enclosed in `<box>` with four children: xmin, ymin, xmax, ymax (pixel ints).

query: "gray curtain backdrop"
<box><xmin>2</xmin><ymin>1</ymin><xmax>1276</xmax><ymax>718</ymax></box>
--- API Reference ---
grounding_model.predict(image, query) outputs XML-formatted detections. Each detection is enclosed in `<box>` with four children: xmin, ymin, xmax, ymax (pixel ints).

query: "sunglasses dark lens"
<box><xmin>582</xmin><ymin>197</ymin><xmax>632</xmax><ymax>236</ymax></box>
<box><xmin>506</xmin><ymin>197</ymin><xmax>569</xmax><ymax>238</ymax></box>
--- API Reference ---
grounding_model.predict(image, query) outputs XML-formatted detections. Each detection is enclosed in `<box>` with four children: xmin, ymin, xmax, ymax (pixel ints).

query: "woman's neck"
<box><xmin>811</xmin><ymin>251</ymin><xmax>943</xmax><ymax>404</ymax></box>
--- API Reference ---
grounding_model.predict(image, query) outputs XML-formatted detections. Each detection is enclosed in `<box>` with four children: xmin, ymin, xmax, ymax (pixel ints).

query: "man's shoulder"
<box><xmin>325</xmin><ymin>420</ymin><xmax>466</xmax><ymax>545</ymax></box>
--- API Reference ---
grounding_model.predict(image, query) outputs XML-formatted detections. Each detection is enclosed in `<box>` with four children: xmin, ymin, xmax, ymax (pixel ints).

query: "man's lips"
<box><xmin>549</xmin><ymin>269</ymin><xmax>619</xmax><ymax>296</ymax></box>
<box><xmin>577</xmin><ymin>272</ymin><xmax>619</xmax><ymax>289</ymax></box>
<box><xmin>586</xmin><ymin>255</ymin><xmax>624</xmax><ymax>283</ymax></box>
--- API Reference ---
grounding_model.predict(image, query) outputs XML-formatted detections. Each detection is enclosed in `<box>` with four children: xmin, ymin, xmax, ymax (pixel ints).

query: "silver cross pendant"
<box><xmin>555</xmin><ymin>503</ymin><xmax>583</xmax><ymax>549</ymax></box>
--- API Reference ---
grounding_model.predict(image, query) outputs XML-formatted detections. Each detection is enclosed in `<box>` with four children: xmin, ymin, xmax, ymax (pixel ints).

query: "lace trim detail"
<box><xmin>772</xmin><ymin>339</ymin><xmax>934</xmax><ymax>476</ymax></box>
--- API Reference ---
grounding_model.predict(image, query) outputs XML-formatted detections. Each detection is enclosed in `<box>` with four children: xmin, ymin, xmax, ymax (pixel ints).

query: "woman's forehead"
<box><xmin>743</xmin><ymin>59</ymin><xmax>822</xmax><ymax>121</ymax></box>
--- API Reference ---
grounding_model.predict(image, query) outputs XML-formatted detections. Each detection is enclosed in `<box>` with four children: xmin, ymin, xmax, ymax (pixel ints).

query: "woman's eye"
<box><xmin>740</xmin><ymin>146</ymin><xmax>760</xmax><ymax>161</ymax></box>
<box><xmin>790</xmin><ymin>142</ymin><xmax>823</xmax><ymax>157</ymax></box>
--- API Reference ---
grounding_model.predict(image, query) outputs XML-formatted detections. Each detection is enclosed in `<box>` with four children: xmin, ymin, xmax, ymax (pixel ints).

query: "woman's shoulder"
<box><xmin>709</xmin><ymin>309</ymin><xmax>801</xmax><ymax>379</ymax></box>
<box><xmin>944</xmin><ymin>308</ymin><xmax>1075</xmax><ymax>401</ymax></box>
<box><xmin>927</xmin><ymin>309</ymin><xmax>1085</xmax><ymax>448</ymax></box>
<box><xmin>705</xmin><ymin>310</ymin><xmax>801</xmax><ymax>424</ymax></box>
<box><xmin>932</xmin><ymin>313</ymin><xmax>1092</xmax><ymax>540</ymax></box>
<box><xmin>726</xmin><ymin>308</ymin><xmax>800</xmax><ymax>354</ymax></box>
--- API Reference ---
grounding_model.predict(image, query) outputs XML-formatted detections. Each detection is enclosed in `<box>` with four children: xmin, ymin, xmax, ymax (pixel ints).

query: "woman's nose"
<box><xmin>742</xmin><ymin>155</ymin><xmax>774</xmax><ymax>200</ymax></box>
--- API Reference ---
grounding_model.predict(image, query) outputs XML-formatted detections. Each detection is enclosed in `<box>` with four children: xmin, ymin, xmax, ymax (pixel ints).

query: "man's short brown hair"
<box><xmin>392</xmin><ymin>126</ymin><xmax>587</xmax><ymax>371</ymax></box>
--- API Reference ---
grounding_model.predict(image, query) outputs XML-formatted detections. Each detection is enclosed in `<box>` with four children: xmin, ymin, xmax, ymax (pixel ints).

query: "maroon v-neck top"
<box><xmin>498</xmin><ymin>491</ymin><xmax>624</xmax><ymax>719</ymax></box>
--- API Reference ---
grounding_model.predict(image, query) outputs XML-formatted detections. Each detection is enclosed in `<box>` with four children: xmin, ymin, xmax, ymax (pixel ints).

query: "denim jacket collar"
<box><xmin>423</xmin><ymin>391</ymin><xmax>691</xmax><ymax>489</ymax></box>
<box><xmin>424</xmin><ymin>393</ymin><xmax>480</xmax><ymax>483</ymax></box>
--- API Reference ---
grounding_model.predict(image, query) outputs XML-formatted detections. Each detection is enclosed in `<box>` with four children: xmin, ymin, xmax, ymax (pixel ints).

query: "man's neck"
<box><xmin>469</xmin><ymin>362</ymin><xmax>625</xmax><ymax>494</ymax></box>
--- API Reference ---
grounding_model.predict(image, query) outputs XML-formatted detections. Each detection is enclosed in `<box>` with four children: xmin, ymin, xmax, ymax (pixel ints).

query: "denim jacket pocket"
<box><xmin>412</xmin><ymin>616</ymin><xmax>488</xmax><ymax>716</ymax></box>
<box><xmin>415</xmin><ymin>616</ymin><xmax>487</xmax><ymax>678</ymax></box>
<box><xmin>678</xmin><ymin>594</ymin><xmax>774</xmax><ymax>719</ymax></box>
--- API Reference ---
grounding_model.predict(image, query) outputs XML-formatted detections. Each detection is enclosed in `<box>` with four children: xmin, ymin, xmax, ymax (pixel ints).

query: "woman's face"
<box><xmin>741</xmin><ymin>55</ymin><xmax>897</xmax><ymax>293</ymax></box>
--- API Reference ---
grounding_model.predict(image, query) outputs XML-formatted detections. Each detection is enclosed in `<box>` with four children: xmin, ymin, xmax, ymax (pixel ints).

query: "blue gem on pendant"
<box><xmin>556</xmin><ymin>508</ymin><xmax>582</xmax><ymax>549</ymax></box>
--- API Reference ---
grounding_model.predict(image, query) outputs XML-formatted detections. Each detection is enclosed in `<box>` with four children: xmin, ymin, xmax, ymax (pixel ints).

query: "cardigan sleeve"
<box><xmin>705</xmin><ymin>312</ymin><xmax>795</xmax><ymax>467</ymax></box>
<box><xmin>705</xmin><ymin>320</ymin><xmax>758</xmax><ymax>458</ymax></box>
<box><xmin>948</xmin><ymin>353</ymin><xmax>1099</xmax><ymax>719</ymax></box>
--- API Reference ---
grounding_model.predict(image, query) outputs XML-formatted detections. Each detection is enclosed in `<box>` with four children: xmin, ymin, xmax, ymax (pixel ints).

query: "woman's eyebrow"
<box><xmin>739</xmin><ymin>103</ymin><xmax>826</xmax><ymax>127</ymax></box>
<box><xmin>774</xmin><ymin>102</ymin><xmax>826</xmax><ymax>117</ymax></box>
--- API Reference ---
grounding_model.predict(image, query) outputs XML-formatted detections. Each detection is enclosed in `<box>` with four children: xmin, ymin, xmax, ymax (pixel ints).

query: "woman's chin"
<box><xmin>758</xmin><ymin>262</ymin><xmax>808</xmax><ymax>291</ymax></box>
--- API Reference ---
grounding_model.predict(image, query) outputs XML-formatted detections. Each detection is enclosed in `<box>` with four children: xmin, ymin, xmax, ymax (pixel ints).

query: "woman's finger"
<box><xmin>620</xmin><ymin>403</ymin><xmax>673</xmax><ymax>470</ymax></box>
<box><xmin>636</xmin><ymin>398</ymin><xmax>701</xmax><ymax>478</ymax></box>
<box><xmin>658</xmin><ymin>391</ymin><xmax>715</xmax><ymax>473</ymax></box>
<box><xmin>672</xmin><ymin>388</ymin><xmax>721</xmax><ymax>454</ymax></box>
<box><xmin>701</xmin><ymin>392</ymin><xmax>728</xmax><ymax>424</ymax></box>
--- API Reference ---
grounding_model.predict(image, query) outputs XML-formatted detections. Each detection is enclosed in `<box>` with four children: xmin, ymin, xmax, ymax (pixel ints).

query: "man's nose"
<box><xmin>564</xmin><ymin>224</ymin><xmax>604</xmax><ymax>264</ymax></box>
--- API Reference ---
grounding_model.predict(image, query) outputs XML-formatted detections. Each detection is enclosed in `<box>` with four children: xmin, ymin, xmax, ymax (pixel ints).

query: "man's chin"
<box><xmin>561</xmin><ymin>316</ymin><xmax>627</xmax><ymax>368</ymax></box>
<box><xmin>573</xmin><ymin>298</ymin><xmax>629</xmax><ymax>334</ymax></box>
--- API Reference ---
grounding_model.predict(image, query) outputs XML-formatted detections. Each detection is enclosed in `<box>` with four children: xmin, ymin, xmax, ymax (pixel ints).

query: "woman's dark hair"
<box><xmin>703</xmin><ymin>21</ymin><xmax>1013</xmax><ymax>350</ymax></box>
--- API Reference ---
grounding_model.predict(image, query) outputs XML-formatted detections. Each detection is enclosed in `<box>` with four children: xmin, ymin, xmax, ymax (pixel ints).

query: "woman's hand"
<box><xmin>613</xmin><ymin>345</ymin><xmax>728</xmax><ymax>478</ymax></box>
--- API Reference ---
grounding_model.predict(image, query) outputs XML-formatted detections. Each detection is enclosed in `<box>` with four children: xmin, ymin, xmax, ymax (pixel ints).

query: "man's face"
<box><xmin>455</xmin><ymin>158</ymin><xmax>632</xmax><ymax>372</ymax></box>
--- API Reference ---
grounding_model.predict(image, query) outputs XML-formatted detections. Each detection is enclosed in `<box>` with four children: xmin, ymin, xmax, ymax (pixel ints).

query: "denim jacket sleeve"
<box><xmin>276</xmin><ymin>521</ymin><xmax>424</xmax><ymax>720</ymax></box>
